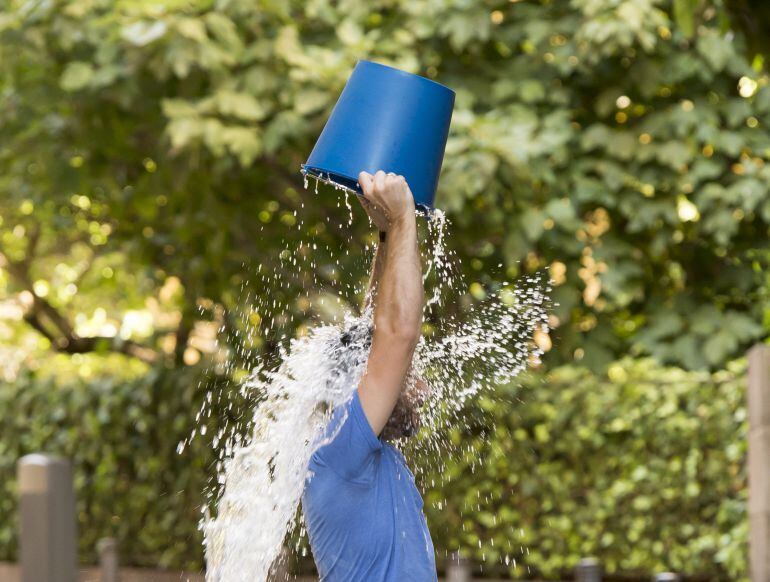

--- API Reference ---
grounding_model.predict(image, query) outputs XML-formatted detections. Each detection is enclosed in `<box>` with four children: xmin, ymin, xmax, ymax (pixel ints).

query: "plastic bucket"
<box><xmin>301</xmin><ymin>60</ymin><xmax>455</xmax><ymax>211</ymax></box>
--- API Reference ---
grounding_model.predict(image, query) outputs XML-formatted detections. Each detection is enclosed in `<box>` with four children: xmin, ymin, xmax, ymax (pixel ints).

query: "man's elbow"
<box><xmin>396</xmin><ymin>325</ymin><xmax>421</xmax><ymax>351</ymax></box>
<box><xmin>374</xmin><ymin>318</ymin><xmax>421</xmax><ymax>350</ymax></box>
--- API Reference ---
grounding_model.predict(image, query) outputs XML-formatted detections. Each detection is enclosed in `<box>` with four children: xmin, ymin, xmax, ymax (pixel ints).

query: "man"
<box><xmin>302</xmin><ymin>170</ymin><xmax>436</xmax><ymax>581</ymax></box>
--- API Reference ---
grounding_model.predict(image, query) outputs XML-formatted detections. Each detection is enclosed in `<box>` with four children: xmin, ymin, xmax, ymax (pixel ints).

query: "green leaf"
<box><xmin>581</xmin><ymin>125</ymin><xmax>612</xmax><ymax>151</ymax></box>
<box><xmin>223</xmin><ymin>126</ymin><xmax>262</xmax><ymax>166</ymax></box>
<box><xmin>697</xmin><ymin>31</ymin><xmax>734</xmax><ymax>72</ymax></box>
<box><xmin>121</xmin><ymin>21</ymin><xmax>168</xmax><ymax>47</ymax></box>
<box><xmin>673</xmin><ymin>0</ymin><xmax>697</xmax><ymax>38</ymax></box>
<box><xmin>544</xmin><ymin>198</ymin><xmax>577</xmax><ymax>225</ymax></box>
<box><xmin>204</xmin><ymin>13</ymin><xmax>243</xmax><ymax>54</ymax></box>
<box><xmin>656</xmin><ymin>141</ymin><xmax>692</xmax><ymax>171</ymax></box>
<box><xmin>175</xmin><ymin>17</ymin><xmax>207</xmax><ymax>42</ymax></box>
<box><xmin>161</xmin><ymin>98</ymin><xmax>199</xmax><ymax>118</ymax></box>
<box><xmin>215</xmin><ymin>91</ymin><xmax>267</xmax><ymax>121</ymax></box>
<box><xmin>59</xmin><ymin>62</ymin><xmax>95</xmax><ymax>92</ymax></box>
<box><xmin>294</xmin><ymin>89</ymin><xmax>330</xmax><ymax>116</ymax></box>
<box><xmin>519</xmin><ymin>80</ymin><xmax>545</xmax><ymax>103</ymax></box>
<box><xmin>520</xmin><ymin>208</ymin><xmax>544</xmax><ymax>242</ymax></box>
<box><xmin>703</xmin><ymin>330</ymin><xmax>737</xmax><ymax>365</ymax></box>
<box><xmin>166</xmin><ymin>118</ymin><xmax>203</xmax><ymax>149</ymax></box>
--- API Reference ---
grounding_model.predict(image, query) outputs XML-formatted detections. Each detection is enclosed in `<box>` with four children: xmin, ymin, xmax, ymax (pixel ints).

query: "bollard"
<box><xmin>445</xmin><ymin>551</ymin><xmax>471</xmax><ymax>582</ymax></box>
<box><xmin>18</xmin><ymin>454</ymin><xmax>77</xmax><ymax>582</ymax></box>
<box><xmin>748</xmin><ymin>344</ymin><xmax>770</xmax><ymax>582</ymax></box>
<box><xmin>653</xmin><ymin>574</ymin><xmax>680</xmax><ymax>582</ymax></box>
<box><xmin>575</xmin><ymin>557</ymin><xmax>602</xmax><ymax>581</ymax></box>
<box><xmin>97</xmin><ymin>537</ymin><xmax>119</xmax><ymax>582</ymax></box>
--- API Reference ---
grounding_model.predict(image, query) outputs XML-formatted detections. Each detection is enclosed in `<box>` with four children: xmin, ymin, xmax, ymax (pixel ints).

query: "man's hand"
<box><xmin>357</xmin><ymin>170</ymin><xmax>416</xmax><ymax>231</ymax></box>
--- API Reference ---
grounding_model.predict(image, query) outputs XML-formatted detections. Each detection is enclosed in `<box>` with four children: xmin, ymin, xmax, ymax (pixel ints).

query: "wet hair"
<box><xmin>320</xmin><ymin>322</ymin><xmax>372</xmax><ymax>395</ymax></box>
<box><xmin>339</xmin><ymin>323</ymin><xmax>373</xmax><ymax>349</ymax></box>
<box><xmin>333</xmin><ymin>321</ymin><xmax>422</xmax><ymax>441</ymax></box>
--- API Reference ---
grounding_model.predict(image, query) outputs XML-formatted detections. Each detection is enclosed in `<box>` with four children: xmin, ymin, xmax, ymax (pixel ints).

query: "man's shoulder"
<box><xmin>305</xmin><ymin>391</ymin><xmax>383</xmax><ymax>484</ymax></box>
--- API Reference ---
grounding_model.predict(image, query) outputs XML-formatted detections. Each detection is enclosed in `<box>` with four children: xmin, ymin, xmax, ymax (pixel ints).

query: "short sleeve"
<box><xmin>311</xmin><ymin>390</ymin><xmax>382</xmax><ymax>481</ymax></box>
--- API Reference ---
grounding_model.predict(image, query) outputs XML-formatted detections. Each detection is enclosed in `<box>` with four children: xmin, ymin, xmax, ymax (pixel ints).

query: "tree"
<box><xmin>1</xmin><ymin>0</ymin><xmax>769</xmax><ymax>371</ymax></box>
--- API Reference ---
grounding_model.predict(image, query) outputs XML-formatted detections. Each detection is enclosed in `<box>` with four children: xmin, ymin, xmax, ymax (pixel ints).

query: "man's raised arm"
<box><xmin>356</xmin><ymin>170</ymin><xmax>423</xmax><ymax>436</ymax></box>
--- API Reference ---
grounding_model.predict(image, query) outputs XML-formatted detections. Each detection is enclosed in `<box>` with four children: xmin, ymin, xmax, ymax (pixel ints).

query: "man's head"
<box><xmin>380</xmin><ymin>371</ymin><xmax>430</xmax><ymax>441</ymax></box>
<box><xmin>338</xmin><ymin>323</ymin><xmax>429</xmax><ymax>441</ymax></box>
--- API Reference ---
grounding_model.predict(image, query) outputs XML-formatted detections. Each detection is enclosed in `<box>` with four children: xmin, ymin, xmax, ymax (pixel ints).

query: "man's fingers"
<box><xmin>374</xmin><ymin>170</ymin><xmax>386</xmax><ymax>191</ymax></box>
<box><xmin>358</xmin><ymin>171</ymin><xmax>374</xmax><ymax>195</ymax></box>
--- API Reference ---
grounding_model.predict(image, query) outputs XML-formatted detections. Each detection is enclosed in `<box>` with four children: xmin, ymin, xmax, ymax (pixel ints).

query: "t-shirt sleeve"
<box><xmin>311</xmin><ymin>390</ymin><xmax>382</xmax><ymax>481</ymax></box>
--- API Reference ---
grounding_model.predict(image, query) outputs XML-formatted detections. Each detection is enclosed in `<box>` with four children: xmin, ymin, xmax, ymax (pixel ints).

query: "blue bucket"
<box><xmin>301</xmin><ymin>60</ymin><xmax>455</xmax><ymax>212</ymax></box>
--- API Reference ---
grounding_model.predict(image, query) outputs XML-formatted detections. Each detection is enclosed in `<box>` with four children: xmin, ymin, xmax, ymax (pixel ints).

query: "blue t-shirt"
<box><xmin>302</xmin><ymin>390</ymin><xmax>437</xmax><ymax>582</ymax></box>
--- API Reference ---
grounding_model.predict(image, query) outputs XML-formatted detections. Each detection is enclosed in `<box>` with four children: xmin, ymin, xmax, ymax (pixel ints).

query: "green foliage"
<box><xmin>0</xmin><ymin>366</ymin><xmax>217</xmax><ymax>569</ymax></box>
<box><xmin>1</xmin><ymin>0</ymin><xmax>769</xmax><ymax>372</ymax></box>
<box><xmin>0</xmin><ymin>359</ymin><xmax>748</xmax><ymax>579</ymax></box>
<box><xmin>421</xmin><ymin>358</ymin><xmax>748</xmax><ymax>580</ymax></box>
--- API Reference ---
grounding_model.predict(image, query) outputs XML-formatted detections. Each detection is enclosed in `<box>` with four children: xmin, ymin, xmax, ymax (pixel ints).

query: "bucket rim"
<box><xmin>356</xmin><ymin>59</ymin><xmax>455</xmax><ymax>97</ymax></box>
<box><xmin>300</xmin><ymin>164</ymin><xmax>433</xmax><ymax>214</ymax></box>
<box><xmin>301</xmin><ymin>164</ymin><xmax>361</xmax><ymax>193</ymax></box>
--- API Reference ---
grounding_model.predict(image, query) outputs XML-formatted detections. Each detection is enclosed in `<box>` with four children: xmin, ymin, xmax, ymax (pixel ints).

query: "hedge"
<box><xmin>0</xmin><ymin>366</ymin><xmax>214</xmax><ymax>570</ymax></box>
<box><xmin>0</xmin><ymin>358</ymin><xmax>748</xmax><ymax>579</ymax></box>
<box><xmin>420</xmin><ymin>358</ymin><xmax>748</xmax><ymax>580</ymax></box>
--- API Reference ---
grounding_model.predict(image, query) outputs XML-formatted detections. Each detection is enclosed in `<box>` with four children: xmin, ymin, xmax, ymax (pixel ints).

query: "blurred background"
<box><xmin>2</xmin><ymin>0</ymin><xmax>770</xmax><ymax>580</ymax></box>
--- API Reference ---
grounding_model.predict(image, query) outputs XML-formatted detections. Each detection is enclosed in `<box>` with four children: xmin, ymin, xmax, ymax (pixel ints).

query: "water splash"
<box><xmin>202</xmin><ymin>319</ymin><xmax>371</xmax><ymax>581</ymax></box>
<box><xmin>194</xmin><ymin>178</ymin><xmax>551</xmax><ymax>581</ymax></box>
